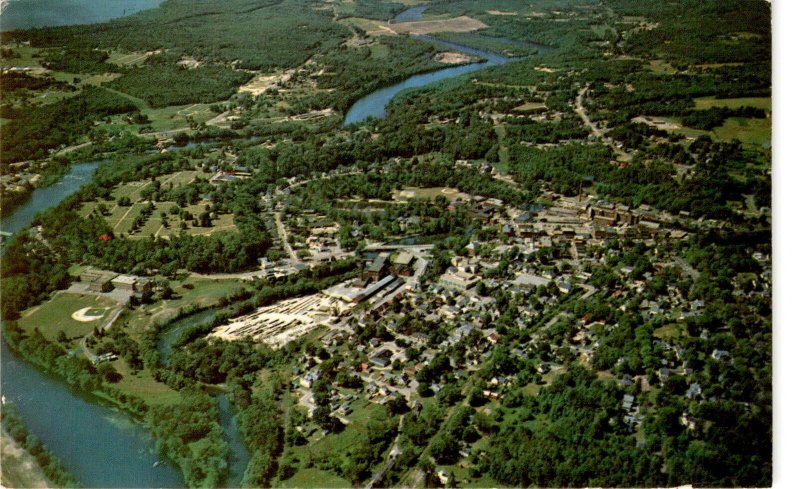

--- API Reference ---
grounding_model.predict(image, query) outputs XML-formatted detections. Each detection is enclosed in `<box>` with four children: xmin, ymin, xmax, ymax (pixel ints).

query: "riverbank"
<box><xmin>0</xmin><ymin>430</ymin><xmax>53</xmax><ymax>489</ymax></box>
<box><xmin>1</xmin><ymin>334</ymin><xmax>184</xmax><ymax>487</ymax></box>
<box><xmin>0</xmin><ymin>402</ymin><xmax>80</xmax><ymax>488</ymax></box>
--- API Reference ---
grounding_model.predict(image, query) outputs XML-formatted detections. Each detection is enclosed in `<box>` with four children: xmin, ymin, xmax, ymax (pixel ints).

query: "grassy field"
<box><xmin>107</xmin><ymin>49</ymin><xmax>154</xmax><ymax>67</ymax></box>
<box><xmin>382</xmin><ymin>16</ymin><xmax>487</xmax><ymax>35</ymax></box>
<box><xmin>275</xmin><ymin>467</ymin><xmax>351</xmax><ymax>488</ymax></box>
<box><xmin>714</xmin><ymin>117</ymin><xmax>771</xmax><ymax>146</ymax></box>
<box><xmin>95</xmin><ymin>101</ymin><xmax>218</xmax><ymax>134</ymax></box>
<box><xmin>653</xmin><ymin>322</ymin><xmax>684</xmax><ymax>340</ymax></box>
<box><xmin>339</xmin><ymin>17</ymin><xmax>391</xmax><ymax>36</ymax></box>
<box><xmin>0</xmin><ymin>45</ymin><xmax>44</xmax><ymax>67</ymax></box>
<box><xmin>512</xmin><ymin>101</ymin><xmax>547</xmax><ymax>112</ymax></box>
<box><xmin>107</xmin><ymin>360</ymin><xmax>182</xmax><ymax>406</ymax></box>
<box><xmin>18</xmin><ymin>292</ymin><xmax>119</xmax><ymax>342</ymax></box>
<box><xmin>694</xmin><ymin>96</ymin><xmax>771</xmax><ymax>111</ymax></box>
<box><xmin>391</xmin><ymin>186</ymin><xmax>469</xmax><ymax>202</ymax></box>
<box><xmin>79</xmin><ymin>170</ymin><xmax>241</xmax><ymax>238</ymax></box>
<box><xmin>647</xmin><ymin>59</ymin><xmax>678</xmax><ymax>74</ymax></box>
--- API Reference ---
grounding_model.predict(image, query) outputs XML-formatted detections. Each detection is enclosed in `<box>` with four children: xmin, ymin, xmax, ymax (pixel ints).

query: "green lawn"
<box><xmin>653</xmin><ymin>323</ymin><xmax>684</xmax><ymax>339</ymax></box>
<box><xmin>80</xmin><ymin>170</ymin><xmax>238</xmax><ymax>239</ymax></box>
<box><xmin>107</xmin><ymin>360</ymin><xmax>182</xmax><ymax>406</ymax></box>
<box><xmin>107</xmin><ymin>50</ymin><xmax>152</xmax><ymax>67</ymax></box>
<box><xmin>647</xmin><ymin>59</ymin><xmax>677</xmax><ymax>74</ymax></box>
<box><xmin>0</xmin><ymin>45</ymin><xmax>43</xmax><ymax>67</ymax></box>
<box><xmin>18</xmin><ymin>293</ymin><xmax>119</xmax><ymax>342</ymax></box>
<box><xmin>274</xmin><ymin>467</ymin><xmax>351</xmax><ymax>488</ymax></box>
<box><xmin>694</xmin><ymin>96</ymin><xmax>771</xmax><ymax>111</ymax></box>
<box><xmin>713</xmin><ymin>117</ymin><xmax>771</xmax><ymax>146</ymax></box>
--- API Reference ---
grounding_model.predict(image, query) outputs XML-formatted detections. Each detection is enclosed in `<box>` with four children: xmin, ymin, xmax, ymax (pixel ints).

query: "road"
<box><xmin>365</xmin><ymin>415</ymin><xmax>405</xmax><ymax>489</ymax></box>
<box><xmin>574</xmin><ymin>85</ymin><xmax>628</xmax><ymax>158</ymax></box>
<box><xmin>362</xmin><ymin>243</ymin><xmax>435</xmax><ymax>252</ymax></box>
<box><xmin>575</xmin><ymin>85</ymin><xmax>605</xmax><ymax>139</ymax></box>
<box><xmin>274</xmin><ymin>209</ymin><xmax>300</xmax><ymax>264</ymax></box>
<box><xmin>55</xmin><ymin>141</ymin><xmax>92</xmax><ymax>156</ymax></box>
<box><xmin>189</xmin><ymin>270</ymin><xmax>268</xmax><ymax>280</ymax></box>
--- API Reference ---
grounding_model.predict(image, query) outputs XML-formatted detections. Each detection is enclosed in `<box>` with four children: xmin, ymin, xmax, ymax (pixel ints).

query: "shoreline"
<box><xmin>0</xmin><ymin>429</ymin><xmax>53</xmax><ymax>489</ymax></box>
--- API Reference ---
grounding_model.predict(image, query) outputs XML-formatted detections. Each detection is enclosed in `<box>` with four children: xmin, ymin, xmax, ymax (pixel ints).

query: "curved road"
<box><xmin>574</xmin><ymin>85</ymin><xmax>628</xmax><ymax>158</ymax></box>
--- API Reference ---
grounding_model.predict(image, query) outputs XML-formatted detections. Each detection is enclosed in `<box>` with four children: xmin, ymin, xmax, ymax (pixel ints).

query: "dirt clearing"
<box><xmin>435</xmin><ymin>51</ymin><xmax>478</xmax><ymax>64</ymax></box>
<box><xmin>380</xmin><ymin>16</ymin><xmax>487</xmax><ymax>35</ymax></box>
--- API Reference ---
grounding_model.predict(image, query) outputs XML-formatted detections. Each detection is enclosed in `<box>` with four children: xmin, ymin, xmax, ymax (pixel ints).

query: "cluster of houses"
<box><xmin>277</xmin><ymin>193</ymin><xmax>771</xmax><ymax>439</ymax></box>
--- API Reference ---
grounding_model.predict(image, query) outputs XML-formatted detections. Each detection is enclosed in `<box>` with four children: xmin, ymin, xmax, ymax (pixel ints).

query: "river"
<box><xmin>0</xmin><ymin>0</ymin><xmax>162</xmax><ymax>32</ymax></box>
<box><xmin>343</xmin><ymin>9</ymin><xmax>553</xmax><ymax>125</ymax></box>
<box><xmin>0</xmin><ymin>161</ymin><xmax>100</xmax><ymax>235</ymax></box>
<box><xmin>0</xmin><ymin>340</ymin><xmax>184</xmax><ymax>487</ymax></box>
<box><xmin>343</xmin><ymin>39</ymin><xmax>511</xmax><ymax>125</ymax></box>
<box><xmin>157</xmin><ymin>309</ymin><xmax>218</xmax><ymax>364</ymax></box>
<box><xmin>0</xmin><ymin>160</ymin><xmax>184</xmax><ymax>486</ymax></box>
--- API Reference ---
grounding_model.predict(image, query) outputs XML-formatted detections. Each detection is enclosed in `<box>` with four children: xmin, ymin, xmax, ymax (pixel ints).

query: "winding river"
<box><xmin>0</xmin><ymin>161</ymin><xmax>100</xmax><ymax>234</ymax></box>
<box><xmin>343</xmin><ymin>8</ymin><xmax>553</xmax><ymax>125</ymax></box>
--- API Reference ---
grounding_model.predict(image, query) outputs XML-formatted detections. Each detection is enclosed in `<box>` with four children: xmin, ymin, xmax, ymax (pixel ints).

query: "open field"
<box><xmin>647</xmin><ymin>59</ymin><xmax>678</xmax><ymax>74</ymax></box>
<box><xmin>339</xmin><ymin>17</ymin><xmax>391</xmax><ymax>36</ymax></box>
<box><xmin>18</xmin><ymin>293</ymin><xmax>119</xmax><ymax>342</ymax></box>
<box><xmin>392</xmin><ymin>186</ymin><xmax>471</xmax><ymax>203</ymax></box>
<box><xmin>107</xmin><ymin>49</ymin><xmax>156</xmax><ymax>67</ymax></box>
<box><xmin>513</xmin><ymin>101</ymin><xmax>547</xmax><ymax>112</ymax></box>
<box><xmin>79</xmin><ymin>170</ymin><xmax>240</xmax><ymax>239</ymax></box>
<box><xmin>95</xmin><ymin>102</ymin><xmax>218</xmax><ymax>134</ymax></box>
<box><xmin>238</xmin><ymin>71</ymin><xmax>292</xmax><ymax>96</ymax></box>
<box><xmin>667</xmin><ymin>114</ymin><xmax>771</xmax><ymax>146</ymax></box>
<box><xmin>653</xmin><ymin>323</ymin><xmax>685</xmax><ymax>340</ymax></box>
<box><xmin>0</xmin><ymin>45</ymin><xmax>43</xmax><ymax>67</ymax></box>
<box><xmin>106</xmin><ymin>360</ymin><xmax>182</xmax><ymax>406</ymax></box>
<box><xmin>713</xmin><ymin>117</ymin><xmax>771</xmax><ymax>146</ymax></box>
<box><xmin>275</xmin><ymin>467</ymin><xmax>351</xmax><ymax>488</ymax></box>
<box><xmin>380</xmin><ymin>16</ymin><xmax>488</xmax><ymax>35</ymax></box>
<box><xmin>693</xmin><ymin>96</ymin><xmax>771</xmax><ymax>111</ymax></box>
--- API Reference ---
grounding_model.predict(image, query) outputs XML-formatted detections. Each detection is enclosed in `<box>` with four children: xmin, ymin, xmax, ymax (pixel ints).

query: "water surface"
<box><xmin>218</xmin><ymin>394</ymin><xmax>250</xmax><ymax>488</ymax></box>
<box><xmin>0</xmin><ymin>0</ymin><xmax>162</xmax><ymax>31</ymax></box>
<box><xmin>157</xmin><ymin>309</ymin><xmax>218</xmax><ymax>364</ymax></box>
<box><xmin>343</xmin><ymin>40</ymin><xmax>511</xmax><ymax>125</ymax></box>
<box><xmin>0</xmin><ymin>339</ymin><xmax>184</xmax><ymax>487</ymax></box>
<box><xmin>0</xmin><ymin>161</ymin><xmax>100</xmax><ymax>234</ymax></box>
<box><xmin>394</xmin><ymin>5</ymin><xmax>427</xmax><ymax>23</ymax></box>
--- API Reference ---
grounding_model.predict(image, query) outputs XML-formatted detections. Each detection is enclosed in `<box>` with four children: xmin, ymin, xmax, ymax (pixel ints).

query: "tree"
<box><xmin>386</xmin><ymin>396</ymin><xmax>409</xmax><ymax>415</ymax></box>
<box><xmin>313</xmin><ymin>405</ymin><xmax>342</xmax><ymax>433</ymax></box>
<box><xmin>430</xmin><ymin>432</ymin><xmax>459</xmax><ymax>464</ymax></box>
